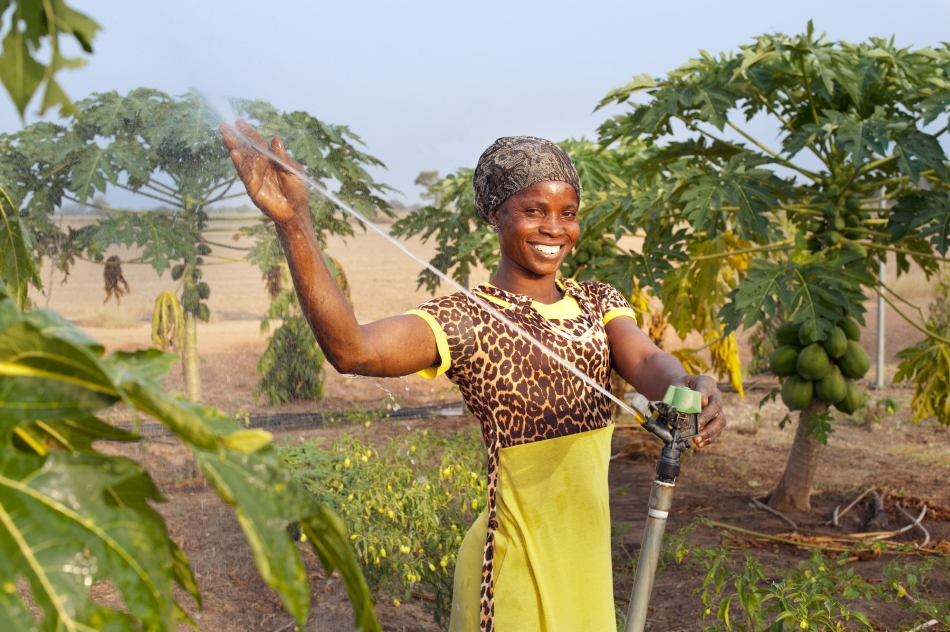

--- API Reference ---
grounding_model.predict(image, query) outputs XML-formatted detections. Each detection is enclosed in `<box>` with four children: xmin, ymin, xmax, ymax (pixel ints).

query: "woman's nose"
<box><xmin>539</xmin><ymin>215</ymin><xmax>564</xmax><ymax>236</ymax></box>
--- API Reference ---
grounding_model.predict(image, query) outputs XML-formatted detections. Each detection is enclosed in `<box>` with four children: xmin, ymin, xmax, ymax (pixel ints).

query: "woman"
<box><xmin>221</xmin><ymin>124</ymin><xmax>726</xmax><ymax>632</ymax></box>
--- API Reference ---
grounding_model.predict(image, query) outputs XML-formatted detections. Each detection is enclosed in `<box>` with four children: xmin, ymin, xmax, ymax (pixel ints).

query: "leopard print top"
<box><xmin>411</xmin><ymin>278</ymin><xmax>634</xmax><ymax>632</ymax></box>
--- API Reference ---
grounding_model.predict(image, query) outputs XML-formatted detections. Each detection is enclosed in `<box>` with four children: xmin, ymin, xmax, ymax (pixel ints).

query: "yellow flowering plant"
<box><xmin>279</xmin><ymin>427</ymin><xmax>487</xmax><ymax>629</ymax></box>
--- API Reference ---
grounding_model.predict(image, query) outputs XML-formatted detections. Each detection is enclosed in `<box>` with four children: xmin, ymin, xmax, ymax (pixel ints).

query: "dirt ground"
<box><xmin>31</xmin><ymin>217</ymin><xmax>950</xmax><ymax>631</ymax></box>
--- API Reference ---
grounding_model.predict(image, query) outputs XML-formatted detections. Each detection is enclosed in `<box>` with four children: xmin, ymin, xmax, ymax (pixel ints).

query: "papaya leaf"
<box><xmin>0</xmin><ymin>293</ymin><xmax>381</xmax><ymax>631</ymax></box>
<box><xmin>888</xmin><ymin>192</ymin><xmax>950</xmax><ymax>256</ymax></box>
<box><xmin>0</xmin><ymin>187</ymin><xmax>40</xmax><ymax>309</ymax></box>
<box><xmin>0</xmin><ymin>450</ymin><xmax>185</xmax><ymax>631</ymax></box>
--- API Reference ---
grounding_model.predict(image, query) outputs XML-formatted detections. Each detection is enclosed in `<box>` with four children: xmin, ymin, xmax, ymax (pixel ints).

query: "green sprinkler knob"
<box><xmin>662</xmin><ymin>385</ymin><xmax>702</xmax><ymax>414</ymax></box>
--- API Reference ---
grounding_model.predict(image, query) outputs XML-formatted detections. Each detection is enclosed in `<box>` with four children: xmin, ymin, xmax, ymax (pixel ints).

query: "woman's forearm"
<box><xmin>628</xmin><ymin>351</ymin><xmax>688</xmax><ymax>401</ymax></box>
<box><xmin>275</xmin><ymin>216</ymin><xmax>368</xmax><ymax>372</ymax></box>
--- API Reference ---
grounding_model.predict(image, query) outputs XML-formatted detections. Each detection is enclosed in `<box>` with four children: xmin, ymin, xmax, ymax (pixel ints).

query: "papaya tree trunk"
<box><xmin>182</xmin><ymin>310</ymin><xmax>201</xmax><ymax>402</ymax></box>
<box><xmin>769</xmin><ymin>399</ymin><xmax>828</xmax><ymax>512</ymax></box>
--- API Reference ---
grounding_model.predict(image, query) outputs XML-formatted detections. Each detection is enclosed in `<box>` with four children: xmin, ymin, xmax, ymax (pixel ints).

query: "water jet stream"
<box><xmin>214</xmin><ymin>98</ymin><xmax>643</xmax><ymax>421</ymax></box>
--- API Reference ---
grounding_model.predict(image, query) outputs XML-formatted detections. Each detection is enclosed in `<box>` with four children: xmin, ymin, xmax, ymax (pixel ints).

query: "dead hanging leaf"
<box><xmin>710</xmin><ymin>332</ymin><xmax>745</xmax><ymax>397</ymax></box>
<box><xmin>671</xmin><ymin>347</ymin><xmax>710</xmax><ymax>375</ymax></box>
<box><xmin>152</xmin><ymin>291</ymin><xmax>184</xmax><ymax>352</ymax></box>
<box><xmin>264</xmin><ymin>266</ymin><xmax>282</xmax><ymax>299</ymax></box>
<box><xmin>103</xmin><ymin>255</ymin><xmax>130</xmax><ymax>304</ymax></box>
<box><xmin>648</xmin><ymin>311</ymin><xmax>668</xmax><ymax>348</ymax></box>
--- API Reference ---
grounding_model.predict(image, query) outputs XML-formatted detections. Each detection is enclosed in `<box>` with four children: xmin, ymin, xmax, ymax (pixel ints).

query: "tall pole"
<box><xmin>624</xmin><ymin>480</ymin><xmax>675</xmax><ymax>632</ymax></box>
<box><xmin>876</xmin><ymin>192</ymin><xmax>886</xmax><ymax>389</ymax></box>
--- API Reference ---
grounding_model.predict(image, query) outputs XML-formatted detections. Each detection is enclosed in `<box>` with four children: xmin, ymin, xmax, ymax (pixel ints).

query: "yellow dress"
<box><xmin>450</xmin><ymin>425</ymin><xmax>616</xmax><ymax>631</ymax></box>
<box><xmin>408</xmin><ymin>280</ymin><xmax>636</xmax><ymax>631</ymax></box>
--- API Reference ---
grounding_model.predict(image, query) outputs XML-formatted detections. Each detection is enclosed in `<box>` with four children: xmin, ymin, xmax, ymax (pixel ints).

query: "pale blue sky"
<box><xmin>2</xmin><ymin>0</ymin><xmax>949</xmax><ymax>207</ymax></box>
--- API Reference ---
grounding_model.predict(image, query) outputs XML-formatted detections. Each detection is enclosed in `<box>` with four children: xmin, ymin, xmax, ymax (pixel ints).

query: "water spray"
<box><xmin>216</xmin><ymin>105</ymin><xmax>643</xmax><ymax>420</ymax></box>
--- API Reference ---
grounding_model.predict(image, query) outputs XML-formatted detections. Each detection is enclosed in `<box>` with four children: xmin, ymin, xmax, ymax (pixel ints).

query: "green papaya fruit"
<box><xmin>776</xmin><ymin>322</ymin><xmax>800</xmax><ymax>346</ymax></box>
<box><xmin>845</xmin><ymin>195</ymin><xmax>862</xmax><ymax>211</ymax></box>
<box><xmin>838</xmin><ymin>340</ymin><xmax>871</xmax><ymax>379</ymax></box>
<box><xmin>842</xmin><ymin>242</ymin><xmax>867</xmax><ymax>258</ymax></box>
<box><xmin>838</xmin><ymin>318</ymin><xmax>861</xmax><ymax>341</ymax></box>
<box><xmin>797</xmin><ymin>343</ymin><xmax>831</xmax><ymax>380</ymax></box>
<box><xmin>833</xmin><ymin>216</ymin><xmax>846</xmax><ymax>231</ymax></box>
<box><xmin>815</xmin><ymin>366</ymin><xmax>847</xmax><ymax>405</ymax></box>
<box><xmin>769</xmin><ymin>346</ymin><xmax>800</xmax><ymax>377</ymax></box>
<box><xmin>806</xmin><ymin>238</ymin><xmax>823</xmax><ymax>252</ymax></box>
<box><xmin>835</xmin><ymin>378</ymin><xmax>865</xmax><ymax>414</ymax></box>
<box><xmin>782</xmin><ymin>375</ymin><xmax>814</xmax><ymax>411</ymax></box>
<box><xmin>823</xmin><ymin>326</ymin><xmax>848</xmax><ymax>359</ymax></box>
<box><xmin>825</xmin><ymin>230</ymin><xmax>842</xmax><ymax>246</ymax></box>
<box><xmin>845</xmin><ymin>214</ymin><xmax>860</xmax><ymax>227</ymax></box>
<box><xmin>798</xmin><ymin>323</ymin><xmax>819</xmax><ymax>346</ymax></box>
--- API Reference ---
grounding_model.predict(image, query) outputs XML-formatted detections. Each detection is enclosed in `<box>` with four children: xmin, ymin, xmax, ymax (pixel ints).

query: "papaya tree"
<box><xmin>0</xmin><ymin>14</ymin><xmax>381</xmax><ymax>629</ymax></box>
<box><xmin>0</xmin><ymin>88</ymin><xmax>391</xmax><ymax>401</ymax></box>
<box><xmin>594</xmin><ymin>23</ymin><xmax>950</xmax><ymax>511</ymax></box>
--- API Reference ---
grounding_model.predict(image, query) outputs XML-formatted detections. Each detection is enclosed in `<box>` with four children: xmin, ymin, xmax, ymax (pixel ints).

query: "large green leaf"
<box><xmin>0</xmin><ymin>187</ymin><xmax>40</xmax><ymax>309</ymax></box>
<box><xmin>0</xmin><ymin>295</ymin><xmax>381</xmax><ymax>631</ymax></box>
<box><xmin>0</xmin><ymin>451</ymin><xmax>186</xmax><ymax>631</ymax></box>
<box><xmin>0</xmin><ymin>0</ymin><xmax>100</xmax><ymax>118</ymax></box>
<box><xmin>888</xmin><ymin>191</ymin><xmax>950</xmax><ymax>255</ymax></box>
<box><xmin>720</xmin><ymin>258</ymin><xmax>864</xmax><ymax>342</ymax></box>
<box><xmin>0</xmin><ymin>26</ymin><xmax>44</xmax><ymax>116</ymax></box>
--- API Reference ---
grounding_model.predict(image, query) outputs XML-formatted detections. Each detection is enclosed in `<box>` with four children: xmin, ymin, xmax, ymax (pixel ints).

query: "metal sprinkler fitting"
<box><xmin>623</xmin><ymin>385</ymin><xmax>703</xmax><ymax>632</ymax></box>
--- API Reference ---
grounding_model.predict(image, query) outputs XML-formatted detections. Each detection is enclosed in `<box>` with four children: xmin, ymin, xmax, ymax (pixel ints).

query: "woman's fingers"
<box><xmin>694</xmin><ymin>412</ymin><xmax>726</xmax><ymax>448</ymax></box>
<box><xmin>236</xmin><ymin>119</ymin><xmax>268</xmax><ymax>149</ymax></box>
<box><xmin>271</xmin><ymin>135</ymin><xmax>305</xmax><ymax>173</ymax></box>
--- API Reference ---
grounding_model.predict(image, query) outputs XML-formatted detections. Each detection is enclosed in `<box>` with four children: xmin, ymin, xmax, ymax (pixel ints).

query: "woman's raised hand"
<box><xmin>220</xmin><ymin>120</ymin><xmax>310</xmax><ymax>227</ymax></box>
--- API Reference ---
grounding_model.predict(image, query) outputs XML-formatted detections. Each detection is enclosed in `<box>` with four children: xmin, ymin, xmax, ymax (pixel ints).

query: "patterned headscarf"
<box><xmin>472</xmin><ymin>136</ymin><xmax>582</xmax><ymax>223</ymax></box>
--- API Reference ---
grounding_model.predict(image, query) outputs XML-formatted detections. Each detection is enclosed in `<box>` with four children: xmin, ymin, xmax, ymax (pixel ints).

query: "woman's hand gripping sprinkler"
<box><xmin>623</xmin><ymin>385</ymin><xmax>703</xmax><ymax>632</ymax></box>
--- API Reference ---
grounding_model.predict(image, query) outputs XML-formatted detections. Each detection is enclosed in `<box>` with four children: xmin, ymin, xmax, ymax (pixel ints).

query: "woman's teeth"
<box><xmin>533</xmin><ymin>244</ymin><xmax>561</xmax><ymax>255</ymax></box>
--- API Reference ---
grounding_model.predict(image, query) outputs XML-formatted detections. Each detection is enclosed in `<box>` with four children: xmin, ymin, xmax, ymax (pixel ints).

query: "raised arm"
<box><xmin>605</xmin><ymin>317</ymin><xmax>726</xmax><ymax>448</ymax></box>
<box><xmin>220</xmin><ymin>121</ymin><xmax>439</xmax><ymax>377</ymax></box>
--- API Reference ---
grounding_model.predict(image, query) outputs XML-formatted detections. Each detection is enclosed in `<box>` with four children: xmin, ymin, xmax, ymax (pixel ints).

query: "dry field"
<box><xmin>29</xmin><ymin>216</ymin><xmax>949</xmax><ymax>631</ymax></box>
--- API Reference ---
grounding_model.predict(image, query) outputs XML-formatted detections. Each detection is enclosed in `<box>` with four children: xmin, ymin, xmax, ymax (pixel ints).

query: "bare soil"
<box><xmin>30</xmin><ymin>218</ymin><xmax>949</xmax><ymax>631</ymax></box>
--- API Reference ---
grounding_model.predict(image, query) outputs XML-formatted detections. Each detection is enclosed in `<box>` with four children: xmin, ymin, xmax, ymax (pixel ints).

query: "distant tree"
<box><xmin>0</xmin><ymin>89</ymin><xmax>391</xmax><ymax>402</ymax></box>
<box><xmin>0</xmin><ymin>6</ymin><xmax>381</xmax><ymax>631</ymax></box>
<box><xmin>595</xmin><ymin>24</ymin><xmax>950</xmax><ymax>511</ymax></box>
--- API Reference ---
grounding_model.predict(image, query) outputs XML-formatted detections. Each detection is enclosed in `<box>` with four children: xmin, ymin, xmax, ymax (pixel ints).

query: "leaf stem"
<box><xmin>871</xmin><ymin>285</ymin><xmax>950</xmax><ymax>345</ymax></box>
<box><xmin>725</xmin><ymin>121</ymin><xmax>823</xmax><ymax>182</ymax></box>
<box><xmin>114</xmin><ymin>183</ymin><xmax>180</xmax><ymax>207</ymax></box>
<box><xmin>862</xmin><ymin>242</ymin><xmax>950</xmax><ymax>263</ymax></box>
<box><xmin>689</xmin><ymin>240</ymin><xmax>794</xmax><ymax>261</ymax></box>
<box><xmin>61</xmin><ymin>195</ymin><xmax>148</xmax><ymax>215</ymax></box>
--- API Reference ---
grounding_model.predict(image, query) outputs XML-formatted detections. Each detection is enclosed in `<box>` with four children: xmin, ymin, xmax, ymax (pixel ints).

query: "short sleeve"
<box><xmin>405</xmin><ymin>293</ymin><xmax>475</xmax><ymax>380</ymax></box>
<box><xmin>594</xmin><ymin>283</ymin><xmax>638</xmax><ymax>326</ymax></box>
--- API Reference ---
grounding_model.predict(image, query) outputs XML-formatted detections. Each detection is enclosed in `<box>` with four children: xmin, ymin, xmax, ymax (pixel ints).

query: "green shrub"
<box><xmin>256</xmin><ymin>313</ymin><xmax>326</xmax><ymax>405</ymax></box>
<box><xmin>280</xmin><ymin>427</ymin><xmax>486</xmax><ymax>628</ymax></box>
<box><xmin>687</xmin><ymin>544</ymin><xmax>950</xmax><ymax>631</ymax></box>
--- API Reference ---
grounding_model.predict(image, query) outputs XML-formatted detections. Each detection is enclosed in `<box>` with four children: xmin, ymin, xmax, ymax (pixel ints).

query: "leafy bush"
<box><xmin>256</xmin><ymin>311</ymin><xmax>327</xmax><ymax>405</ymax></box>
<box><xmin>280</xmin><ymin>427</ymin><xmax>487</xmax><ymax>628</ymax></box>
<box><xmin>688</xmin><ymin>545</ymin><xmax>949</xmax><ymax>631</ymax></box>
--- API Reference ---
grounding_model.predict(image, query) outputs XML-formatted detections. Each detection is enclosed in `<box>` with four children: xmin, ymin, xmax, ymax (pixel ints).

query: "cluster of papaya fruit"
<box><xmin>562</xmin><ymin>238</ymin><xmax>612</xmax><ymax>276</ymax></box>
<box><xmin>769</xmin><ymin>317</ymin><xmax>870</xmax><ymax>414</ymax></box>
<box><xmin>804</xmin><ymin>195</ymin><xmax>869</xmax><ymax>258</ymax></box>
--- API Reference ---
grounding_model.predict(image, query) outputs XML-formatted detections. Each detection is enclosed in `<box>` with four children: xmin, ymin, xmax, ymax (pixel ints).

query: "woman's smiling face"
<box><xmin>490</xmin><ymin>180</ymin><xmax>580</xmax><ymax>279</ymax></box>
